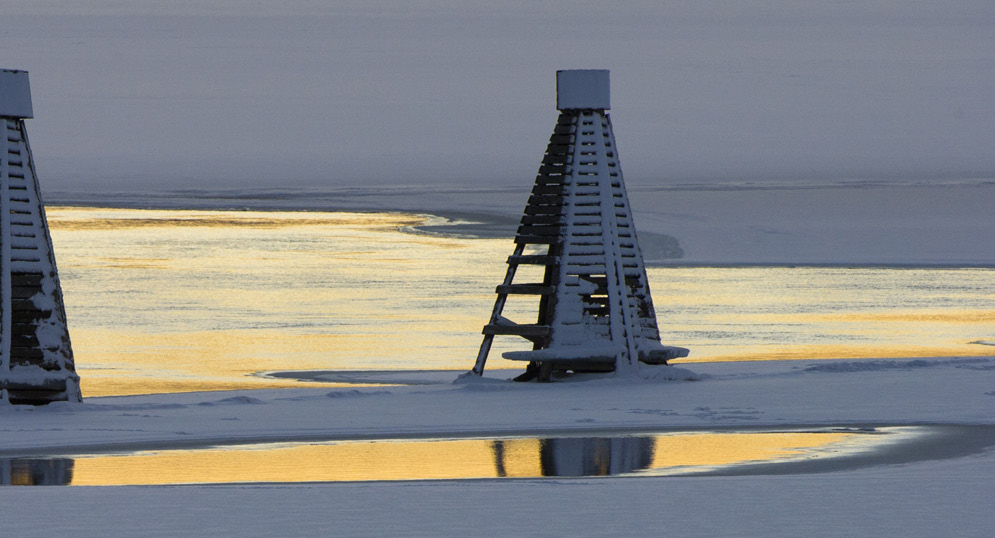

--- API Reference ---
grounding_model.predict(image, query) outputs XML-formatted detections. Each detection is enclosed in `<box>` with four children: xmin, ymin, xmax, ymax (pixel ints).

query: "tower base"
<box><xmin>1</xmin><ymin>369</ymin><xmax>81</xmax><ymax>405</ymax></box>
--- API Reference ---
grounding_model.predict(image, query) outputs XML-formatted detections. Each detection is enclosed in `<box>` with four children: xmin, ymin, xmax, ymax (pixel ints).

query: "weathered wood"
<box><xmin>496</xmin><ymin>284</ymin><xmax>555</xmax><ymax>295</ymax></box>
<box><xmin>542</xmin><ymin>148</ymin><xmax>571</xmax><ymax>160</ymax></box>
<box><xmin>514</xmin><ymin>234</ymin><xmax>558</xmax><ymax>245</ymax></box>
<box><xmin>10</xmin><ymin>347</ymin><xmax>45</xmax><ymax>360</ymax></box>
<box><xmin>527</xmin><ymin>193</ymin><xmax>563</xmax><ymax>206</ymax></box>
<box><xmin>516</xmin><ymin>224</ymin><xmax>561</xmax><ymax>237</ymax></box>
<box><xmin>522</xmin><ymin>205</ymin><xmax>563</xmax><ymax>216</ymax></box>
<box><xmin>482</xmin><ymin>324</ymin><xmax>551</xmax><ymax>337</ymax></box>
<box><xmin>519</xmin><ymin>214</ymin><xmax>562</xmax><ymax>226</ymax></box>
<box><xmin>530</xmin><ymin>184</ymin><xmax>564</xmax><ymax>196</ymax></box>
<box><xmin>10</xmin><ymin>334</ymin><xmax>40</xmax><ymax>347</ymax></box>
<box><xmin>507</xmin><ymin>254</ymin><xmax>556</xmax><ymax>265</ymax></box>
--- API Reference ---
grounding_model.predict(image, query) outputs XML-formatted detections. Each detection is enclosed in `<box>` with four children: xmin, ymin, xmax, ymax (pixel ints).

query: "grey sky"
<box><xmin>3</xmin><ymin>0</ymin><xmax>993</xmax><ymax>191</ymax></box>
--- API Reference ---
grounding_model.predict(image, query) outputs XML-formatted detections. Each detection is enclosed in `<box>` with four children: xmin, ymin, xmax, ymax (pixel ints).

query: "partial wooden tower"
<box><xmin>0</xmin><ymin>69</ymin><xmax>80</xmax><ymax>404</ymax></box>
<box><xmin>472</xmin><ymin>70</ymin><xmax>688</xmax><ymax>381</ymax></box>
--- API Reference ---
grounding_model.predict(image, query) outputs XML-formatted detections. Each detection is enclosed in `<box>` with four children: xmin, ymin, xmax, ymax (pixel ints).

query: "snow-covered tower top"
<box><xmin>0</xmin><ymin>69</ymin><xmax>33</xmax><ymax>119</ymax></box>
<box><xmin>556</xmin><ymin>69</ymin><xmax>610</xmax><ymax>111</ymax></box>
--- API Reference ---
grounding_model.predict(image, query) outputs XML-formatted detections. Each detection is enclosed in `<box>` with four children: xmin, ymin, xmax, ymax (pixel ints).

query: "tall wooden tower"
<box><xmin>472</xmin><ymin>70</ymin><xmax>687</xmax><ymax>381</ymax></box>
<box><xmin>0</xmin><ymin>69</ymin><xmax>80</xmax><ymax>404</ymax></box>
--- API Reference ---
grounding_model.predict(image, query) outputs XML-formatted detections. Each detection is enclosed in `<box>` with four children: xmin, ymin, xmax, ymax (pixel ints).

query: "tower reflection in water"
<box><xmin>1</xmin><ymin>458</ymin><xmax>74</xmax><ymax>486</ymax></box>
<box><xmin>493</xmin><ymin>436</ymin><xmax>654</xmax><ymax>477</ymax></box>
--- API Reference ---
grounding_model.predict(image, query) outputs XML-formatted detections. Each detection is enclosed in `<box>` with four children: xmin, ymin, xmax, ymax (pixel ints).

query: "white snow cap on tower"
<box><xmin>0</xmin><ymin>69</ymin><xmax>33</xmax><ymax>119</ymax></box>
<box><xmin>556</xmin><ymin>69</ymin><xmax>610</xmax><ymax>111</ymax></box>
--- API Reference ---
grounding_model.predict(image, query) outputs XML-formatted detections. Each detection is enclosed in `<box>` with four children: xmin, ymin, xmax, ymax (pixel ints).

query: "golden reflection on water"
<box><xmin>46</xmin><ymin>207</ymin><xmax>995</xmax><ymax>397</ymax></box>
<box><xmin>72</xmin><ymin>329</ymin><xmax>380</xmax><ymax>396</ymax></box>
<box><xmin>49</xmin><ymin>207</ymin><xmax>514</xmax><ymax>397</ymax></box>
<box><xmin>64</xmin><ymin>431</ymin><xmax>853</xmax><ymax>485</ymax></box>
<box><xmin>648</xmin><ymin>431</ymin><xmax>851</xmax><ymax>469</ymax></box>
<box><xmin>655</xmin><ymin>266</ymin><xmax>995</xmax><ymax>364</ymax></box>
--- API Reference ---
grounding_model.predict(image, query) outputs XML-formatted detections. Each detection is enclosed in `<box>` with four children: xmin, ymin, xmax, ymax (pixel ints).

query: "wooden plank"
<box><xmin>482</xmin><ymin>324</ymin><xmax>551</xmax><ymax>337</ymax></box>
<box><xmin>541</xmin><ymin>153</ymin><xmax>570</xmax><ymax>165</ymax></box>
<box><xmin>522</xmin><ymin>205</ymin><xmax>562</xmax><ymax>216</ymax></box>
<box><xmin>496</xmin><ymin>284</ymin><xmax>555</xmax><ymax>295</ymax></box>
<box><xmin>537</xmin><ymin>169</ymin><xmax>567</xmax><ymax>179</ymax></box>
<box><xmin>2</xmin><ymin>388</ymin><xmax>72</xmax><ymax>406</ymax></box>
<box><xmin>502</xmin><ymin>356</ymin><xmax>615</xmax><ymax>372</ymax></box>
<box><xmin>527</xmin><ymin>193</ymin><xmax>563</xmax><ymax>206</ymax></box>
<box><xmin>544</xmin><ymin>142</ymin><xmax>572</xmax><ymax>154</ymax></box>
<box><xmin>516</xmin><ymin>224</ymin><xmax>561</xmax><ymax>237</ymax></box>
<box><xmin>519</xmin><ymin>214</ymin><xmax>562</xmax><ymax>226</ymax></box>
<box><xmin>11</xmin><ymin>285</ymin><xmax>42</xmax><ymax>299</ymax></box>
<box><xmin>535</xmin><ymin>171</ymin><xmax>567</xmax><ymax>182</ymax></box>
<box><xmin>507</xmin><ymin>254</ymin><xmax>556</xmax><ymax>265</ymax></box>
<box><xmin>11</xmin><ymin>298</ymin><xmax>44</xmax><ymax>311</ymax></box>
<box><xmin>11</xmin><ymin>311</ymin><xmax>45</xmax><ymax>324</ymax></box>
<box><xmin>10</xmin><ymin>347</ymin><xmax>45</xmax><ymax>360</ymax></box>
<box><xmin>10</xmin><ymin>334</ymin><xmax>40</xmax><ymax>348</ymax></box>
<box><xmin>514</xmin><ymin>234</ymin><xmax>558</xmax><ymax>245</ymax></box>
<box><xmin>530</xmin><ymin>184</ymin><xmax>564</xmax><ymax>196</ymax></box>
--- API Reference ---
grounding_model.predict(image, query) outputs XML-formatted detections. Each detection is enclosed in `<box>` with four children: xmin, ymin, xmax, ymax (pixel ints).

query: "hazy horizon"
<box><xmin>3</xmin><ymin>0</ymin><xmax>993</xmax><ymax>191</ymax></box>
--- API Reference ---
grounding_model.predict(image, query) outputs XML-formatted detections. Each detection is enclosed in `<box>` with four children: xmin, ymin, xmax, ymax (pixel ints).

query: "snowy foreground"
<box><xmin>2</xmin><ymin>357</ymin><xmax>994</xmax><ymax>537</ymax></box>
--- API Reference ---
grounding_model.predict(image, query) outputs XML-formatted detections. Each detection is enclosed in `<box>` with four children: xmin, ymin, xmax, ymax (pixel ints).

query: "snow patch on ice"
<box><xmin>326</xmin><ymin>389</ymin><xmax>392</xmax><ymax>399</ymax></box>
<box><xmin>197</xmin><ymin>396</ymin><xmax>265</xmax><ymax>406</ymax></box>
<box><xmin>570</xmin><ymin>366</ymin><xmax>702</xmax><ymax>385</ymax></box>
<box><xmin>452</xmin><ymin>371</ymin><xmax>516</xmax><ymax>390</ymax></box>
<box><xmin>634</xmin><ymin>366</ymin><xmax>702</xmax><ymax>382</ymax></box>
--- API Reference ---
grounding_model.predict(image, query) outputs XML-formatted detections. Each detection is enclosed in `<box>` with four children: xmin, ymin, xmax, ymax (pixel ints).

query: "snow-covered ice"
<box><xmin>1</xmin><ymin>357</ymin><xmax>993</xmax><ymax>536</ymax></box>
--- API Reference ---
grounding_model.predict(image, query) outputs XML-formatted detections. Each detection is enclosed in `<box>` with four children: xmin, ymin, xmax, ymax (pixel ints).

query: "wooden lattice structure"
<box><xmin>0</xmin><ymin>69</ymin><xmax>80</xmax><ymax>404</ymax></box>
<box><xmin>472</xmin><ymin>70</ymin><xmax>687</xmax><ymax>381</ymax></box>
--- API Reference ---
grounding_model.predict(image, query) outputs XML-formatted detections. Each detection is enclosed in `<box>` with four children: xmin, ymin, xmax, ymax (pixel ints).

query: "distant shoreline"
<box><xmin>43</xmin><ymin>184</ymin><xmax>995</xmax><ymax>268</ymax></box>
<box><xmin>42</xmin><ymin>200</ymin><xmax>995</xmax><ymax>269</ymax></box>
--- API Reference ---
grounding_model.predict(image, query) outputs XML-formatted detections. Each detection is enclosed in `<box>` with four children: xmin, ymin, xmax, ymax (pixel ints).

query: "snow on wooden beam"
<box><xmin>0</xmin><ymin>69</ymin><xmax>33</xmax><ymax>119</ymax></box>
<box><xmin>556</xmin><ymin>69</ymin><xmax>610</xmax><ymax>111</ymax></box>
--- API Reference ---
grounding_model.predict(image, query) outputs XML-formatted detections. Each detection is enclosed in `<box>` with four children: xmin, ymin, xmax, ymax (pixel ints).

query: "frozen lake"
<box><xmin>45</xmin><ymin>207</ymin><xmax>995</xmax><ymax>398</ymax></box>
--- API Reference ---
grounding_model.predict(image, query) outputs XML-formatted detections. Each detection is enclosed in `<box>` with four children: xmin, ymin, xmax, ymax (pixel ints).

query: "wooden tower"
<box><xmin>0</xmin><ymin>69</ymin><xmax>80</xmax><ymax>404</ymax></box>
<box><xmin>472</xmin><ymin>70</ymin><xmax>688</xmax><ymax>381</ymax></box>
